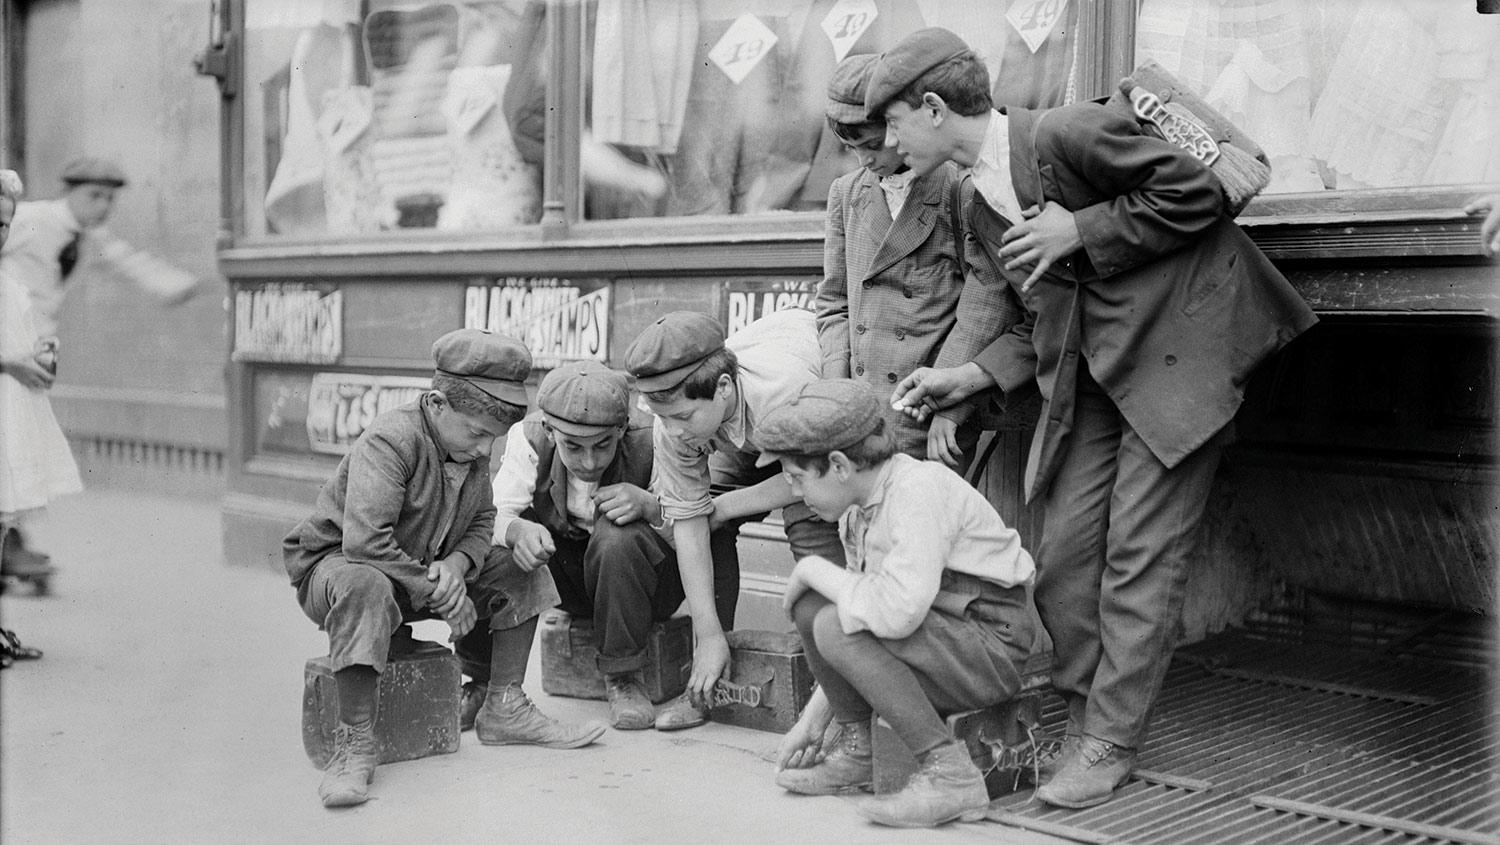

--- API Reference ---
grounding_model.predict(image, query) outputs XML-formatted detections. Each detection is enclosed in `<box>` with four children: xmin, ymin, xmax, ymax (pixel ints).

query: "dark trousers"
<box><xmin>790</xmin><ymin>574</ymin><xmax>1033</xmax><ymax>758</ymax></box>
<box><xmin>1035</xmin><ymin>368</ymin><xmax>1225</xmax><ymax>750</ymax></box>
<box><xmin>298</xmin><ymin>545</ymin><xmax>559</xmax><ymax>676</ymax></box>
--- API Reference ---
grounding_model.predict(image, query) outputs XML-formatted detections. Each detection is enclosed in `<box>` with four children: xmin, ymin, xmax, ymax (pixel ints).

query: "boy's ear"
<box><xmin>921</xmin><ymin>91</ymin><xmax>948</xmax><ymax>123</ymax></box>
<box><xmin>715</xmin><ymin>372</ymin><xmax>735</xmax><ymax>397</ymax></box>
<box><xmin>426</xmin><ymin>389</ymin><xmax>448</xmax><ymax>410</ymax></box>
<box><xmin>828</xmin><ymin>450</ymin><xmax>855</xmax><ymax>479</ymax></box>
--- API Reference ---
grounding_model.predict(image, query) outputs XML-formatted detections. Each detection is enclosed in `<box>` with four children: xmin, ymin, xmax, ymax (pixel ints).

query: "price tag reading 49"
<box><xmin>710</xmin><ymin>14</ymin><xmax>779</xmax><ymax>84</ymax></box>
<box><xmin>1006</xmin><ymin>0</ymin><xmax>1068</xmax><ymax>54</ymax></box>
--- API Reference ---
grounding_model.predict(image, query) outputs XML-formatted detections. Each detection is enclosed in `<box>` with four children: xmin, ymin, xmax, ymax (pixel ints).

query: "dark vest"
<box><xmin>522</xmin><ymin>417</ymin><xmax>655</xmax><ymax>539</ymax></box>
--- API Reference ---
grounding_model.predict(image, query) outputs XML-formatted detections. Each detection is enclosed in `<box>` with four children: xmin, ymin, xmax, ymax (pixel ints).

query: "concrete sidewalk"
<box><xmin>1</xmin><ymin>490</ymin><xmax>1052</xmax><ymax>844</ymax></box>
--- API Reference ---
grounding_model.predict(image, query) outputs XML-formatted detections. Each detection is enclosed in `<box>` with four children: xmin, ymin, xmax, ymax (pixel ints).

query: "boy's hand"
<box><xmin>426</xmin><ymin>554</ymin><xmax>469</xmax><ymax>617</ymax></box>
<box><xmin>506</xmin><ymin>520</ymin><xmax>555</xmax><ymax>571</ymax></box>
<box><xmin>926</xmin><ymin>415</ymin><xmax>963</xmax><ymax>469</ymax></box>
<box><xmin>1</xmin><ymin>355</ymin><xmax>56</xmax><ymax>391</ymax></box>
<box><xmin>445</xmin><ymin>596</ymin><xmax>477</xmax><ymax>642</ymax></box>
<box><xmin>594</xmin><ymin>483</ymin><xmax>653</xmax><ymax>525</ymax></box>
<box><xmin>998</xmin><ymin>202</ymin><xmax>1081</xmax><ymax>293</ymax></box>
<box><xmin>781</xmin><ymin>563</ymin><xmax>813</xmax><ymax>614</ymax></box>
<box><xmin>687</xmin><ymin>632</ymin><xmax>730</xmax><ymax>708</ymax></box>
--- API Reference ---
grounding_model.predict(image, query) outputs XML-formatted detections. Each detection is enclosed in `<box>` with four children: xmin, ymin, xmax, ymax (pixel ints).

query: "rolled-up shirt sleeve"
<box><xmin>651</xmin><ymin>417</ymin><xmax>715</xmax><ymax>522</ymax></box>
<box><xmin>491</xmin><ymin>426</ymin><xmax>539</xmax><ymax>546</ymax></box>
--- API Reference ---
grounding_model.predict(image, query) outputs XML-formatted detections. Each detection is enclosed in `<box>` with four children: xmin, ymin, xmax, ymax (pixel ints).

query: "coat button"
<box><xmin>863</xmin><ymin>280</ymin><xmax>874</xmax><ymax>288</ymax></box>
<box><xmin>895</xmin><ymin>328</ymin><xmax>906</xmax><ymax>340</ymax></box>
<box><xmin>887</xmin><ymin>372</ymin><xmax>898</xmax><ymax>383</ymax></box>
<box><xmin>856</xmin><ymin>324</ymin><xmax>866</xmax><ymax>334</ymax></box>
<box><xmin>1165</xmin><ymin>354</ymin><xmax>1177</xmax><ymax>366</ymax></box>
<box><xmin>902</xmin><ymin>287</ymin><xmax>913</xmax><ymax>298</ymax></box>
<box><xmin>856</xmin><ymin>365</ymin><xmax>864</xmax><ymax>376</ymax></box>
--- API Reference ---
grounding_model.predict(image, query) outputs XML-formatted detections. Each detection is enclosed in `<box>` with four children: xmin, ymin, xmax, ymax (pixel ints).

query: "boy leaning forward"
<box><xmin>284</xmin><ymin>329</ymin><xmax>604</xmax><ymax>810</ymax></box>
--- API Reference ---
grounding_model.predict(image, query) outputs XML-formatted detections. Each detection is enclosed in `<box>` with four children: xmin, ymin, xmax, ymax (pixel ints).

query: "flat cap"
<box><xmin>432</xmin><ymin>328</ymin><xmax>531</xmax><ymax>405</ymax></box>
<box><xmin>755</xmin><ymin>378</ymin><xmax>883</xmax><ymax>466</ymax></box>
<box><xmin>864</xmin><ymin>27</ymin><xmax>972</xmax><ymax>118</ymax></box>
<box><xmin>826</xmin><ymin>53</ymin><xmax>881</xmax><ymax>125</ymax></box>
<box><xmin>536</xmin><ymin>360</ymin><xmax>630</xmax><ymax>436</ymax></box>
<box><xmin>623</xmin><ymin>311</ymin><xmax>726</xmax><ymax>394</ymax></box>
<box><xmin>60</xmin><ymin>156</ymin><xmax>127</xmax><ymax>187</ymax></box>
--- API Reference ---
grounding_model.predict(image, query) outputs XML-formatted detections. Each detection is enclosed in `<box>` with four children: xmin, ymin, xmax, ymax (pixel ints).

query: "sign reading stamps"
<box><xmin>464</xmin><ymin>277</ymin><xmax>609</xmax><ymax>369</ymax></box>
<box><xmin>233</xmin><ymin>284</ymin><xmax>343</xmax><ymax>364</ymax></box>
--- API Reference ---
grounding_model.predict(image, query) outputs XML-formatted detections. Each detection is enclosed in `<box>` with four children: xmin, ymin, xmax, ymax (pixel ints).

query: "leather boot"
<box><xmin>605</xmin><ymin>672</ymin><xmax>655</xmax><ymax>731</ymax></box>
<box><xmin>1035</xmin><ymin>734</ymin><xmax>1135</xmax><ymax>809</ymax></box>
<box><xmin>857</xmin><ymin>739</ymin><xmax>989</xmax><ymax>828</ymax></box>
<box><xmin>319</xmin><ymin>721</ymin><xmax>379</xmax><ymax>808</ymax></box>
<box><xmin>458</xmin><ymin>681</ymin><xmax>486</xmax><ymax>732</ymax></box>
<box><xmin>1035</xmin><ymin>733</ymin><xmax>1081</xmax><ymax>786</ymax></box>
<box><xmin>474</xmin><ymin>683</ymin><xmax>606</xmax><ymax>749</ymax></box>
<box><xmin>653</xmin><ymin>692</ymin><xmax>709</xmax><ymax>731</ymax></box>
<box><xmin>775</xmin><ymin>719</ymin><xmax>873</xmax><ymax>795</ymax></box>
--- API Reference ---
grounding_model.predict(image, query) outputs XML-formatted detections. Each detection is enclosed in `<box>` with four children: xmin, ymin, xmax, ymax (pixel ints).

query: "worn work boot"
<box><xmin>319</xmin><ymin>721</ymin><xmax>379</xmax><ymax>808</ymax></box>
<box><xmin>653</xmin><ymin>692</ymin><xmax>709</xmax><ymax>731</ymax></box>
<box><xmin>1035</xmin><ymin>733</ymin><xmax>1082</xmax><ymax>786</ymax></box>
<box><xmin>605</xmin><ymin>672</ymin><xmax>655</xmax><ymax>731</ymax></box>
<box><xmin>775</xmin><ymin>719</ymin><xmax>874</xmax><ymax>795</ymax></box>
<box><xmin>474</xmin><ymin>684</ymin><xmax>606</xmax><ymax>749</ymax></box>
<box><xmin>459</xmin><ymin>681</ymin><xmax>486</xmax><ymax>732</ymax></box>
<box><xmin>1035</xmin><ymin>734</ymin><xmax>1135</xmax><ymax>809</ymax></box>
<box><xmin>857</xmin><ymin>739</ymin><xmax>989</xmax><ymax>828</ymax></box>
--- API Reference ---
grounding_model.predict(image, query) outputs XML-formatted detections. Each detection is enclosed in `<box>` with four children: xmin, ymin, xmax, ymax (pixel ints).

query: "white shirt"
<box><xmin>835</xmin><ymin>454</ymin><xmax>1035</xmax><ymax>639</ymax></box>
<box><xmin>969</xmin><ymin>109</ymin><xmax>1026</xmax><ymax>224</ymax></box>
<box><xmin>489</xmin><ymin>424</ymin><xmax>599</xmax><ymax>545</ymax></box>
<box><xmin>0</xmin><ymin>199</ymin><xmax>81</xmax><ymax>339</ymax></box>
<box><xmin>878</xmin><ymin>170</ymin><xmax>916</xmax><ymax>219</ymax></box>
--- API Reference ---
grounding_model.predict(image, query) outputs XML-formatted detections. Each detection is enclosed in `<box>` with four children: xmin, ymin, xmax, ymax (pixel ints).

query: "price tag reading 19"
<box><xmin>710</xmin><ymin>14</ymin><xmax>779</xmax><ymax>84</ymax></box>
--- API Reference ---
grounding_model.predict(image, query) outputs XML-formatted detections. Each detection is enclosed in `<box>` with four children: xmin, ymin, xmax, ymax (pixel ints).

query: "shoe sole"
<box><xmin>612</xmin><ymin>717</ymin><xmax>655</xmax><ymax>731</ymax></box>
<box><xmin>1034</xmin><ymin>784</ymin><xmax>1118</xmax><ymax>809</ymax></box>
<box><xmin>654</xmin><ymin>717</ymin><xmax>707</xmax><ymax>732</ymax></box>
<box><xmin>857</xmin><ymin>805</ymin><xmax>987</xmax><ymax>828</ymax></box>
<box><xmin>776</xmin><ymin>780</ymin><xmax>873</xmax><ymax>796</ymax></box>
<box><xmin>477</xmin><ymin>724</ymin><xmax>607</xmax><ymax>749</ymax></box>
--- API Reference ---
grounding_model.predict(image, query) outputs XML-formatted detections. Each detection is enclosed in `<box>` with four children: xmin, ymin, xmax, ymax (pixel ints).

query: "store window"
<box><xmin>582</xmin><ymin>0</ymin><xmax>1078</xmax><ymax>221</ymax></box>
<box><xmin>242</xmin><ymin>0</ymin><xmax>548</xmax><ymax>238</ymax></box>
<box><xmin>1136</xmin><ymin>0</ymin><xmax>1500</xmax><ymax>195</ymax></box>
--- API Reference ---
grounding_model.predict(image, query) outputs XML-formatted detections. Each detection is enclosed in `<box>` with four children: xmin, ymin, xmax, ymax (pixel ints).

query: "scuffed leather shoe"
<box><xmin>653</xmin><ymin>693</ymin><xmax>709</xmax><ymax>731</ymax></box>
<box><xmin>857</xmin><ymin>739</ymin><xmax>989</xmax><ymax>828</ymax></box>
<box><xmin>775</xmin><ymin>719</ymin><xmax>873</xmax><ymax>795</ymax></box>
<box><xmin>459</xmin><ymin>681</ymin><xmax>486</xmax><ymax>732</ymax></box>
<box><xmin>319</xmin><ymin>721</ymin><xmax>379</xmax><ymax>808</ymax></box>
<box><xmin>606</xmin><ymin>672</ymin><xmax>655</xmax><ymax>731</ymax></box>
<box><xmin>475</xmin><ymin>684</ymin><xmax>606</xmax><ymax>749</ymax></box>
<box><xmin>1035</xmin><ymin>735</ymin><xmax>1135</xmax><ymax>809</ymax></box>
<box><xmin>1035</xmin><ymin>732</ymin><xmax>1081</xmax><ymax>786</ymax></box>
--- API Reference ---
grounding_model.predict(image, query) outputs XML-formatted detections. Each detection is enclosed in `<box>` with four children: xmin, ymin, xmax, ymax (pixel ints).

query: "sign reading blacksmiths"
<box><xmin>723</xmin><ymin>278</ymin><xmax>818</xmax><ymax>336</ymax></box>
<box><xmin>305</xmin><ymin>373</ymin><xmax>430</xmax><ymax>455</ymax></box>
<box><xmin>464</xmin><ymin>278</ymin><xmax>609</xmax><ymax>368</ymax></box>
<box><xmin>233</xmin><ymin>284</ymin><xmax>343</xmax><ymax>364</ymax></box>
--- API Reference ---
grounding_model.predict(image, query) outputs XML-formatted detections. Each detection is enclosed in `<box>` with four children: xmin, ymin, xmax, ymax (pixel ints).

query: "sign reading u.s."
<box><xmin>464</xmin><ymin>278</ymin><xmax>609</xmax><ymax>369</ymax></box>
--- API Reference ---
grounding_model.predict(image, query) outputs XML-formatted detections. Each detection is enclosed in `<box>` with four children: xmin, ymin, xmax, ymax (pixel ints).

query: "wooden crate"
<box><xmin>302</xmin><ymin>634</ymin><xmax>461</xmax><ymax>769</ymax></box>
<box><xmin>538</xmin><ymin>609</ymin><xmax>691</xmax><ymax>704</ymax></box>
<box><xmin>709</xmin><ymin>629</ymin><xmax>815</xmax><ymax>733</ymax></box>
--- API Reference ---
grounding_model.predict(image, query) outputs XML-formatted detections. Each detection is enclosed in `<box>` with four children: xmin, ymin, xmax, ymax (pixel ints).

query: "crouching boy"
<box><xmin>764</xmin><ymin>379</ymin><xmax>1036</xmax><ymax>828</ymax></box>
<box><xmin>472</xmin><ymin>359</ymin><xmax>685</xmax><ymax>731</ymax></box>
<box><xmin>283</xmin><ymin>329</ymin><xmax>605</xmax><ymax>810</ymax></box>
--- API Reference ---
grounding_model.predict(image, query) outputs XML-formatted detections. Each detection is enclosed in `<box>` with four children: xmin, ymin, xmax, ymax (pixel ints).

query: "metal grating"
<box><xmin>985</xmin><ymin>598</ymin><xmax>1499</xmax><ymax>844</ymax></box>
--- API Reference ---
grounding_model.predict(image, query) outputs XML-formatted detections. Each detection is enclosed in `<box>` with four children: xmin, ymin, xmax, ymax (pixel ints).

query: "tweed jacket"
<box><xmin>283</xmin><ymin>399</ymin><xmax>497</xmax><ymax>605</ymax></box>
<box><xmin>967</xmin><ymin>103</ymin><xmax>1317</xmax><ymax>501</ymax></box>
<box><xmin>817</xmin><ymin>161</ymin><xmax>1022</xmax><ymax>450</ymax></box>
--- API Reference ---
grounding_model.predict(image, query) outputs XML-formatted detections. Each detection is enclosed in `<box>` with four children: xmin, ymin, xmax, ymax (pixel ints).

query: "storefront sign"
<box><xmin>463</xmin><ymin>278</ymin><xmax>609</xmax><ymax>368</ymax></box>
<box><xmin>233</xmin><ymin>284</ymin><xmax>343</xmax><ymax>364</ymax></box>
<box><xmin>723</xmin><ymin>278</ymin><xmax>818</xmax><ymax>336</ymax></box>
<box><xmin>305</xmin><ymin>372</ymin><xmax>430</xmax><ymax>455</ymax></box>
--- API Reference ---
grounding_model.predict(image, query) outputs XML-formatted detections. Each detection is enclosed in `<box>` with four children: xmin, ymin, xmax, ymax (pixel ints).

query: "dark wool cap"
<box><xmin>432</xmin><ymin>328</ymin><xmax>531</xmax><ymax>405</ymax></box>
<box><xmin>755</xmin><ymin>378</ymin><xmax>883</xmax><ymax>466</ymax></box>
<box><xmin>826</xmin><ymin>53</ymin><xmax>882</xmax><ymax>125</ymax></box>
<box><xmin>864</xmin><ymin>27</ymin><xmax>972</xmax><ymax>118</ymax></box>
<box><xmin>623</xmin><ymin>311</ymin><xmax>726</xmax><ymax>394</ymax></box>
<box><xmin>536</xmin><ymin>360</ymin><xmax>630</xmax><ymax>436</ymax></box>
<box><xmin>60</xmin><ymin>156</ymin><xmax>127</xmax><ymax>187</ymax></box>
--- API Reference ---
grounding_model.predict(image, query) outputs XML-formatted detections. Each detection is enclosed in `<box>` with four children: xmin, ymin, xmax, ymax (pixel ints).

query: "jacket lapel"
<box><xmin>861</xmin><ymin>170</ymin><xmax>940</xmax><ymax>283</ymax></box>
<box><xmin>1006</xmin><ymin>107</ymin><xmax>1045</xmax><ymax>212</ymax></box>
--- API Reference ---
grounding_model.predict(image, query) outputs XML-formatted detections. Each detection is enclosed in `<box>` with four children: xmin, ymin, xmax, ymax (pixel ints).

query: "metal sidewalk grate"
<box><xmin>985</xmin><ymin>601</ymin><xmax>1499</xmax><ymax>844</ymax></box>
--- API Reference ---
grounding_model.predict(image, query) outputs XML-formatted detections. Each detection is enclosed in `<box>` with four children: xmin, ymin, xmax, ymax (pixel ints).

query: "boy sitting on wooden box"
<box><xmin>283</xmin><ymin>329</ymin><xmax>604</xmax><ymax>810</ymax></box>
<box><xmin>763</xmin><ymin>378</ymin><xmax>1036</xmax><ymax>828</ymax></box>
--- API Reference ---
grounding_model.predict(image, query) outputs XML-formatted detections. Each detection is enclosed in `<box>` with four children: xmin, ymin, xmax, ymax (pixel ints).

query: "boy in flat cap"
<box><xmin>764</xmin><ymin>378</ymin><xmax>1035</xmax><ymax>828</ymax></box>
<box><xmin>624</xmin><ymin>308</ymin><xmax>844</xmax><ymax>730</ymax></box>
<box><xmin>818</xmin><ymin>52</ymin><xmax>1021</xmax><ymax>469</ymax></box>
<box><xmin>867</xmin><ymin>28</ymin><xmax>1317</xmax><ymax>808</ymax></box>
<box><xmin>0</xmin><ymin>156</ymin><xmax>199</xmax><ymax>340</ymax></box>
<box><xmin>284</xmin><ymin>329</ymin><xmax>604</xmax><ymax>810</ymax></box>
<box><xmin>476</xmin><ymin>359</ymin><xmax>684</xmax><ymax>731</ymax></box>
